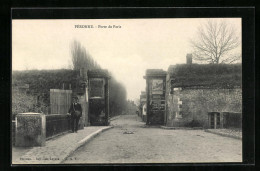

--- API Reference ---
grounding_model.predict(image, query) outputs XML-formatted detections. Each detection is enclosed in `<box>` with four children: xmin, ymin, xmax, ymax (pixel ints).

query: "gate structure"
<box><xmin>144</xmin><ymin>69</ymin><xmax>167</xmax><ymax>125</ymax></box>
<box><xmin>88</xmin><ymin>69</ymin><xmax>110</xmax><ymax>126</ymax></box>
<box><xmin>50</xmin><ymin>89</ymin><xmax>72</xmax><ymax>114</ymax></box>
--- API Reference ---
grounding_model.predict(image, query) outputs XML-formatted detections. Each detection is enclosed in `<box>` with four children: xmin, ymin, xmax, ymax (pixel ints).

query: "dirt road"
<box><xmin>64</xmin><ymin>114</ymin><xmax>242</xmax><ymax>163</ymax></box>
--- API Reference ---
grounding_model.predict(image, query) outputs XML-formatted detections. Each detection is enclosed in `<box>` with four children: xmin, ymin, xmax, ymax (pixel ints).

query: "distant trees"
<box><xmin>191</xmin><ymin>19</ymin><xmax>241</xmax><ymax>64</ymax></box>
<box><xmin>109</xmin><ymin>77</ymin><xmax>127</xmax><ymax>116</ymax></box>
<box><xmin>124</xmin><ymin>100</ymin><xmax>138</xmax><ymax>115</ymax></box>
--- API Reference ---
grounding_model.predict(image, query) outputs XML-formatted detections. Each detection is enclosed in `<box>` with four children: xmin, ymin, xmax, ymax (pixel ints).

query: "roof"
<box><xmin>88</xmin><ymin>69</ymin><xmax>110</xmax><ymax>78</ymax></box>
<box><xmin>168</xmin><ymin>64</ymin><xmax>242</xmax><ymax>88</ymax></box>
<box><xmin>144</xmin><ymin>69</ymin><xmax>167</xmax><ymax>78</ymax></box>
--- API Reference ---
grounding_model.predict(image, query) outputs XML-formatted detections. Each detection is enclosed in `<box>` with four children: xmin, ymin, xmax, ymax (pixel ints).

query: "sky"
<box><xmin>12</xmin><ymin>18</ymin><xmax>241</xmax><ymax>100</ymax></box>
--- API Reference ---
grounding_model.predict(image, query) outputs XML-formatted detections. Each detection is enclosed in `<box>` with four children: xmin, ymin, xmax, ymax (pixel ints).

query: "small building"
<box><xmin>87</xmin><ymin>69</ymin><xmax>111</xmax><ymax>126</ymax></box>
<box><xmin>165</xmin><ymin>56</ymin><xmax>242</xmax><ymax>128</ymax></box>
<box><xmin>143</xmin><ymin>69</ymin><xmax>167</xmax><ymax>125</ymax></box>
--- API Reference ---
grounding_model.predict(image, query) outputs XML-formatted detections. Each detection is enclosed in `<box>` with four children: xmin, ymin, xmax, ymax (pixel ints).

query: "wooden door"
<box><xmin>50</xmin><ymin>89</ymin><xmax>72</xmax><ymax>114</ymax></box>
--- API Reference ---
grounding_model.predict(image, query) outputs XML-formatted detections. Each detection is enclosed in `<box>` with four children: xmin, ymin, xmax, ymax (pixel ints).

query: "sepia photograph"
<box><xmin>11</xmin><ymin>17</ymin><xmax>243</xmax><ymax>164</ymax></box>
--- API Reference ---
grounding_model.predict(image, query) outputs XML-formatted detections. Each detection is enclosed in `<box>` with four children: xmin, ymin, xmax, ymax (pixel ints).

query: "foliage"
<box><xmin>12</xmin><ymin>88</ymin><xmax>42</xmax><ymax>119</ymax></box>
<box><xmin>124</xmin><ymin>100</ymin><xmax>138</xmax><ymax>115</ymax></box>
<box><xmin>12</xmin><ymin>69</ymin><xmax>79</xmax><ymax>94</ymax></box>
<box><xmin>70</xmin><ymin>40</ymin><xmax>101</xmax><ymax>70</ymax></box>
<box><xmin>109</xmin><ymin>77</ymin><xmax>127</xmax><ymax>116</ymax></box>
<box><xmin>191</xmin><ymin>19</ymin><xmax>241</xmax><ymax>64</ymax></box>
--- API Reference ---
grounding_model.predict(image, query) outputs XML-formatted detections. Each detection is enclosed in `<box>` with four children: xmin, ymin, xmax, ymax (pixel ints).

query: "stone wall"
<box><xmin>166</xmin><ymin>87</ymin><xmax>242</xmax><ymax>127</ymax></box>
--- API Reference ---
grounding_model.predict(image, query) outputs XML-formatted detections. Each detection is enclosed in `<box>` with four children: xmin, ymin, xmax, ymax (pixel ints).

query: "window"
<box><xmin>89</xmin><ymin>78</ymin><xmax>104</xmax><ymax>98</ymax></box>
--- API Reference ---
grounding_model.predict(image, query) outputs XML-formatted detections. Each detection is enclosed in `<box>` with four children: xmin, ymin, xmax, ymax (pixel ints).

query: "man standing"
<box><xmin>68</xmin><ymin>96</ymin><xmax>82</xmax><ymax>133</ymax></box>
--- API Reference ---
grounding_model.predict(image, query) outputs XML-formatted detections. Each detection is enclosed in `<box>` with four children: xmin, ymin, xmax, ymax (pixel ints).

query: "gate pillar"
<box><xmin>15</xmin><ymin>113</ymin><xmax>46</xmax><ymax>147</ymax></box>
<box><xmin>87</xmin><ymin>69</ymin><xmax>111</xmax><ymax>126</ymax></box>
<box><xmin>144</xmin><ymin>69</ymin><xmax>167</xmax><ymax>125</ymax></box>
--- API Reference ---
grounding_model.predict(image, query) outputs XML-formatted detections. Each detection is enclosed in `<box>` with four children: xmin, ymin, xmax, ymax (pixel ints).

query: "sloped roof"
<box><xmin>88</xmin><ymin>69</ymin><xmax>110</xmax><ymax>78</ymax></box>
<box><xmin>145</xmin><ymin>69</ymin><xmax>167</xmax><ymax>77</ymax></box>
<box><xmin>168</xmin><ymin>64</ymin><xmax>242</xmax><ymax>88</ymax></box>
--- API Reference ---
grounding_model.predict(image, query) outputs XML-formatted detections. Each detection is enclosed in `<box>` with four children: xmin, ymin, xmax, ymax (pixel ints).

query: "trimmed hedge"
<box><xmin>12</xmin><ymin>69</ymin><xmax>79</xmax><ymax>93</ymax></box>
<box><xmin>12</xmin><ymin>69</ymin><xmax>80</xmax><ymax>117</ymax></box>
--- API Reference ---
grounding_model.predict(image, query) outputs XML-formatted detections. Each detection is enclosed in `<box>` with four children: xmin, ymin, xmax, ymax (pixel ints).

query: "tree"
<box><xmin>109</xmin><ymin>76</ymin><xmax>127</xmax><ymax>116</ymax></box>
<box><xmin>70</xmin><ymin>40</ymin><xmax>96</xmax><ymax>70</ymax></box>
<box><xmin>191</xmin><ymin>19</ymin><xmax>241</xmax><ymax>64</ymax></box>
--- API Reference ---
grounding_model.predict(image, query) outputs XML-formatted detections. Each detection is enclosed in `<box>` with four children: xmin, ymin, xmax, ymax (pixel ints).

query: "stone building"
<box><xmin>165</xmin><ymin>56</ymin><xmax>242</xmax><ymax>128</ymax></box>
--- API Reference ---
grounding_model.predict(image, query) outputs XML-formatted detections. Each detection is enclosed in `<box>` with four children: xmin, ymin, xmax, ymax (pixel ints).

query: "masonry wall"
<box><xmin>166</xmin><ymin>88</ymin><xmax>242</xmax><ymax>127</ymax></box>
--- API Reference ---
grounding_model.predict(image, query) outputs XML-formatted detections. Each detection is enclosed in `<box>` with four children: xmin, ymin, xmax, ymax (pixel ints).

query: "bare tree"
<box><xmin>191</xmin><ymin>19</ymin><xmax>241</xmax><ymax>64</ymax></box>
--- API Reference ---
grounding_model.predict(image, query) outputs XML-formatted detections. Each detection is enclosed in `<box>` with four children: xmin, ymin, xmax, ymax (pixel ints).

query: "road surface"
<box><xmin>64</xmin><ymin>114</ymin><xmax>242</xmax><ymax>163</ymax></box>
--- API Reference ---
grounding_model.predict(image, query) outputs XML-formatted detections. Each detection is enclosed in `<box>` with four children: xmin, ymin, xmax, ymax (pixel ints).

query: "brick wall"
<box><xmin>166</xmin><ymin>87</ymin><xmax>242</xmax><ymax>127</ymax></box>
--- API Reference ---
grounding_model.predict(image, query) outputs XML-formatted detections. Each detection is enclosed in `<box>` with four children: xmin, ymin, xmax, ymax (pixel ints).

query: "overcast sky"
<box><xmin>12</xmin><ymin>18</ymin><xmax>241</xmax><ymax>100</ymax></box>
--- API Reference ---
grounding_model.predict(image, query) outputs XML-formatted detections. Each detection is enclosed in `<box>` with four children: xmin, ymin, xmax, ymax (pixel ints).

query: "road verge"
<box><xmin>61</xmin><ymin>126</ymin><xmax>113</xmax><ymax>163</ymax></box>
<box><xmin>204</xmin><ymin>129</ymin><xmax>242</xmax><ymax>140</ymax></box>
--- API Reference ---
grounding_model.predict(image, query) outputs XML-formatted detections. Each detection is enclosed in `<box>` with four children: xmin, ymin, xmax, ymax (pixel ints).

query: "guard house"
<box><xmin>165</xmin><ymin>56</ymin><xmax>242</xmax><ymax>128</ymax></box>
<box><xmin>144</xmin><ymin>69</ymin><xmax>167</xmax><ymax>125</ymax></box>
<box><xmin>88</xmin><ymin>69</ymin><xmax>110</xmax><ymax>126</ymax></box>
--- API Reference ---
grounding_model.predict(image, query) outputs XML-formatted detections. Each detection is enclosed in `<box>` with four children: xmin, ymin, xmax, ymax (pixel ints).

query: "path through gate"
<box><xmin>50</xmin><ymin>89</ymin><xmax>72</xmax><ymax>114</ymax></box>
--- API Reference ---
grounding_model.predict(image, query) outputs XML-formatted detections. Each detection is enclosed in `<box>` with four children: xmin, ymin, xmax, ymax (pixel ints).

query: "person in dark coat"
<box><xmin>68</xmin><ymin>96</ymin><xmax>82</xmax><ymax>133</ymax></box>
